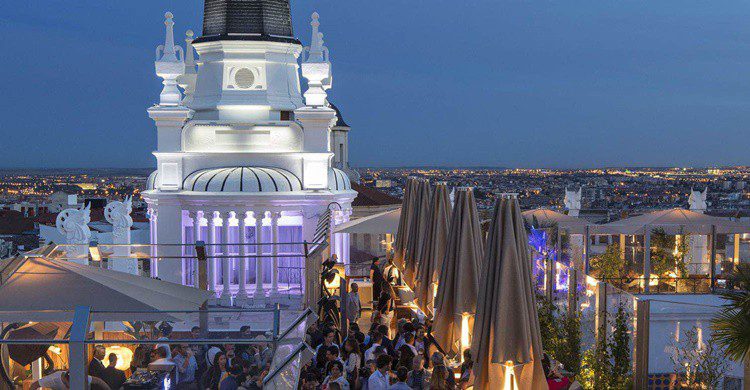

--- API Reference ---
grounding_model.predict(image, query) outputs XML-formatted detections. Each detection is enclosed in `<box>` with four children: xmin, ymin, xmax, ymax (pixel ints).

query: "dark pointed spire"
<box><xmin>195</xmin><ymin>0</ymin><xmax>299</xmax><ymax>45</ymax></box>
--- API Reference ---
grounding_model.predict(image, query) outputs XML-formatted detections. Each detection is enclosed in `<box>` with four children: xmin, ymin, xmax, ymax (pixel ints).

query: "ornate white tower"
<box><xmin>142</xmin><ymin>2</ymin><xmax>356</xmax><ymax>307</ymax></box>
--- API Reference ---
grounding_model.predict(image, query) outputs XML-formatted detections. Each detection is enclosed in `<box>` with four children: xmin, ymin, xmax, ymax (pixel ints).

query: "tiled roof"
<box><xmin>0</xmin><ymin>210</ymin><xmax>35</xmax><ymax>235</ymax></box>
<box><xmin>351</xmin><ymin>182</ymin><xmax>401</xmax><ymax>207</ymax></box>
<box><xmin>196</xmin><ymin>0</ymin><xmax>298</xmax><ymax>44</ymax></box>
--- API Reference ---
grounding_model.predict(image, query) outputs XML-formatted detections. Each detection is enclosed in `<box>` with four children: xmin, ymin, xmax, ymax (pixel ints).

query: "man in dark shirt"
<box><xmin>88</xmin><ymin>345</ymin><xmax>106</xmax><ymax>379</ymax></box>
<box><xmin>100</xmin><ymin>353</ymin><xmax>127</xmax><ymax>390</ymax></box>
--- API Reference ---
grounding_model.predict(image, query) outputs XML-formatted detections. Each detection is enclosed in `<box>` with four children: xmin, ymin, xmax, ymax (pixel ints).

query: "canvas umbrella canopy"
<box><xmin>403</xmin><ymin>179</ymin><xmax>431</xmax><ymax>286</ymax></box>
<box><xmin>522</xmin><ymin>208</ymin><xmax>590</xmax><ymax>235</ymax></box>
<box><xmin>433</xmin><ymin>187</ymin><xmax>483</xmax><ymax>356</ymax></box>
<box><xmin>393</xmin><ymin>178</ymin><xmax>418</xmax><ymax>269</ymax></box>
<box><xmin>6</xmin><ymin>322</ymin><xmax>70</xmax><ymax>366</ymax></box>
<box><xmin>472</xmin><ymin>196</ymin><xmax>547</xmax><ymax>390</ymax></box>
<box><xmin>593</xmin><ymin>208</ymin><xmax>750</xmax><ymax>235</ymax></box>
<box><xmin>414</xmin><ymin>182</ymin><xmax>451</xmax><ymax>316</ymax></box>
<box><xmin>0</xmin><ymin>256</ymin><xmax>214</xmax><ymax>322</ymax></box>
<box><xmin>332</xmin><ymin>208</ymin><xmax>401</xmax><ymax>235</ymax></box>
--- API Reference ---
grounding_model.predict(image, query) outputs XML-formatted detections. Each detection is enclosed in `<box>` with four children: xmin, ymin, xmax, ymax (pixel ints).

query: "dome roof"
<box><xmin>328</xmin><ymin>102</ymin><xmax>350</xmax><ymax>128</ymax></box>
<box><xmin>183</xmin><ymin>167</ymin><xmax>302</xmax><ymax>192</ymax></box>
<box><xmin>147</xmin><ymin>167</ymin><xmax>351</xmax><ymax>193</ymax></box>
<box><xmin>328</xmin><ymin>168</ymin><xmax>352</xmax><ymax>191</ymax></box>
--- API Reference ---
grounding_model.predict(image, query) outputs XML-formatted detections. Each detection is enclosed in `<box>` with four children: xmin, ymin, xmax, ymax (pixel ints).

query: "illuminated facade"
<box><xmin>142</xmin><ymin>1</ymin><xmax>356</xmax><ymax>307</ymax></box>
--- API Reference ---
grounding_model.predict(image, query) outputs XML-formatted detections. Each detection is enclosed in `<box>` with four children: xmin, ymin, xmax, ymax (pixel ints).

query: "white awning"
<box><xmin>592</xmin><ymin>208</ymin><xmax>750</xmax><ymax>235</ymax></box>
<box><xmin>0</xmin><ymin>256</ymin><xmax>214</xmax><ymax>322</ymax></box>
<box><xmin>333</xmin><ymin>208</ymin><xmax>401</xmax><ymax>235</ymax></box>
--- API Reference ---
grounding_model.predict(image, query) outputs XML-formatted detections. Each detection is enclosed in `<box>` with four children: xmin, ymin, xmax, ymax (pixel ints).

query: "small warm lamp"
<box><xmin>460</xmin><ymin>313</ymin><xmax>472</xmax><ymax>361</ymax></box>
<box><xmin>104</xmin><ymin>345</ymin><xmax>133</xmax><ymax>371</ymax></box>
<box><xmin>503</xmin><ymin>361</ymin><xmax>517</xmax><ymax>390</ymax></box>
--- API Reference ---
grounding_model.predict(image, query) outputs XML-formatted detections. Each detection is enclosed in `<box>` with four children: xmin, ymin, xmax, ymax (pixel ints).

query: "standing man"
<box><xmin>88</xmin><ymin>345</ymin><xmax>106</xmax><ymax>379</ymax></box>
<box><xmin>346</xmin><ymin>282</ymin><xmax>362</xmax><ymax>325</ymax></box>
<box><xmin>367</xmin><ymin>354</ymin><xmax>392</xmax><ymax>390</ymax></box>
<box><xmin>173</xmin><ymin>344</ymin><xmax>198</xmax><ymax>388</ymax></box>
<box><xmin>101</xmin><ymin>353</ymin><xmax>127</xmax><ymax>390</ymax></box>
<box><xmin>369</xmin><ymin>257</ymin><xmax>385</xmax><ymax>310</ymax></box>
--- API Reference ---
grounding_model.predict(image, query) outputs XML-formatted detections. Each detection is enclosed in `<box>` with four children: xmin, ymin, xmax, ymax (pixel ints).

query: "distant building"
<box><xmin>330</xmin><ymin>103</ymin><xmax>360</xmax><ymax>183</ymax></box>
<box><xmin>375</xmin><ymin>180</ymin><xmax>394</xmax><ymax>188</ymax></box>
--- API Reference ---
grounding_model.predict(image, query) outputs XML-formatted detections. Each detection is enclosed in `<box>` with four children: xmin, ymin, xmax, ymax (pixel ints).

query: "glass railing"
<box><xmin>0</xmin><ymin>305</ymin><xmax>308</xmax><ymax>389</ymax></box>
<box><xmin>263</xmin><ymin>308</ymin><xmax>317</xmax><ymax>388</ymax></box>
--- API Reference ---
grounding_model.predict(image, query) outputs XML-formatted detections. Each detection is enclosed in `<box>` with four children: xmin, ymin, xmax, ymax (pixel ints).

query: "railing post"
<box><xmin>340</xmin><ymin>276</ymin><xmax>348</xmax><ymax>339</ymax></box>
<box><xmin>634</xmin><ymin>299</ymin><xmax>651</xmax><ymax>390</ymax></box>
<box><xmin>567</xmin><ymin>268</ymin><xmax>578</xmax><ymax>318</ymax></box>
<box><xmin>195</xmin><ymin>241</ymin><xmax>207</xmax><ymax>291</ymax></box>
<box><xmin>594</xmin><ymin>282</ymin><xmax>607</xmax><ymax>346</ymax></box>
<box><xmin>272</xmin><ymin>303</ymin><xmax>281</xmax><ymax>351</ymax></box>
<box><xmin>643</xmin><ymin>228</ymin><xmax>652</xmax><ymax>293</ymax></box>
<box><xmin>303</xmin><ymin>241</ymin><xmax>310</xmax><ymax>258</ymax></box>
<box><xmin>545</xmin><ymin>256</ymin><xmax>555</xmax><ymax>300</ymax></box>
<box><xmin>710</xmin><ymin>225</ymin><xmax>717</xmax><ymax>292</ymax></box>
<box><xmin>69</xmin><ymin>306</ymin><xmax>91</xmax><ymax>389</ymax></box>
<box><xmin>196</xmin><ymin>241</ymin><xmax>209</xmax><ymax>334</ymax></box>
<box><xmin>584</xmin><ymin>225</ymin><xmax>591</xmax><ymax>274</ymax></box>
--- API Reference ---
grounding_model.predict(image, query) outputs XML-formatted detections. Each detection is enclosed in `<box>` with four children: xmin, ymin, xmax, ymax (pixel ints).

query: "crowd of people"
<box><xmin>299</xmin><ymin>257</ymin><xmax>474</xmax><ymax>390</ymax></box>
<box><xmin>30</xmin><ymin>325</ymin><xmax>276</xmax><ymax>390</ymax></box>
<box><xmin>300</xmin><ymin>318</ymin><xmax>473</xmax><ymax>390</ymax></box>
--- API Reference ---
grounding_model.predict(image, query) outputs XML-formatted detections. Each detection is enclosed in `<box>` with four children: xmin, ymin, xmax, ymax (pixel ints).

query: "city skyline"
<box><xmin>2</xmin><ymin>1</ymin><xmax>750</xmax><ymax>168</ymax></box>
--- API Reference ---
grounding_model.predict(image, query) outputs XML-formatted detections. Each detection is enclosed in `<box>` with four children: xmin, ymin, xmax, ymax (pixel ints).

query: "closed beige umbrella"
<box><xmin>404</xmin><ymin>179</ymin><xmax>431</xmax><ymax>286</ymax></box>
<box><xmin>415</xmin><ymin>182</ymin><xmax>451</xmax><ymax>316</ymax></box>
<box><xmin>393</xmin><ymin>178</ymin><xmax>417</xmax><ymax>270</ymax></box>
<box><xmin>433</xmin><ymin>187</ymin><xmax>483</xmax><ymax>356</ymax></box>
<box><xmin>472</xmin><ymin>196</ymin><xmax>547</xmax><ymax>390</ymax></box>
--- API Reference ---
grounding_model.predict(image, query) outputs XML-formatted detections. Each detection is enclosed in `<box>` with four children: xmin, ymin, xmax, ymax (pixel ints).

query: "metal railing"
<box><xmin>596</xmin><ymin>275</ymin><xmax>740</xmax><ymax>294</ymax></box>
<box><xmin>41</xmin><ymin>242</ymin><xmax>325</xmax><ymax>298</ymax></box>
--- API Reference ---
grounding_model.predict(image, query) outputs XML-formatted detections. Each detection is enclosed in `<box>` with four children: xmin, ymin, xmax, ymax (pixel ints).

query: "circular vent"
<box><xmin>234</xmin><ymin>68</ymin><xmax>256</xmax><ymax>89</ymax></box>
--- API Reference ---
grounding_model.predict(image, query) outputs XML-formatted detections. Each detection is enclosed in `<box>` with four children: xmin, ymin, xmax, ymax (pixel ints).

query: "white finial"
<box><xmin>308</xmin><ymin>13</ymin><xmax>325</xmax><ymax>63</ymax></box>
<box><xmin>184</xmin><ymin>30</ymin><xmax>196</xmax><ymax>73</ymax></box>
<box><xmin>301</xmin><ymin>11</ymin><xmax>332</xmax><ymax>107</ymax></box>
<box><xmin>161</xmin><ymin>12</ymin><xmax>178</xmax><ymax>62</ymax></box>
<box><xmin>178</xmin><ymin>29</ymin><xmax>198</xmax><ymax>105</ymax></box>
<box><xmin>155</xmin><ymin>11</ymin><xmax>185</xmax><ymax>106</ymax></box>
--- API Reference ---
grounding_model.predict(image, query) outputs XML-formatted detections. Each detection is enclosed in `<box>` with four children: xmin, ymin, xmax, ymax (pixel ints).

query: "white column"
<box><xmin>155</xmin><ymin>205</ymin><xmax>184</xmax><ymax>284</ymax></box>
<box><xmin>219</xmin><ymin>211</ymin><xmax>233</xmax><ymax>306</ymax></box>
<box><xmin>235</xmin><ymin>211</ymin><xmax>250</xmax><ymax>306</ymax></box>
<box><xmin>206</xmin><ymin>211</ymin><xmax>216</xmax><ymax>293</ymax></box>
<box><xmin>254</xmin><ymin>211</ymin><xmax>267</xmax><ymax>306</ymax></box>
<box><xmin>148</xmin><ymin>208</ymin><xmax>158</xmax><ymax>277</ymax></box>
<box><xmin>192</xmin><ymin>210</ymin><xmax>202</xmax><ymax>287</ymax></box>
<box><xmin>342</xmin><ymin>208</ymin><xmax>352</xmax><ymax>271</ymax></box>
<box><xmin>269</xmin><ymin>211</ymin><xmax>282</xmax><ymax>301</ymax></box>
